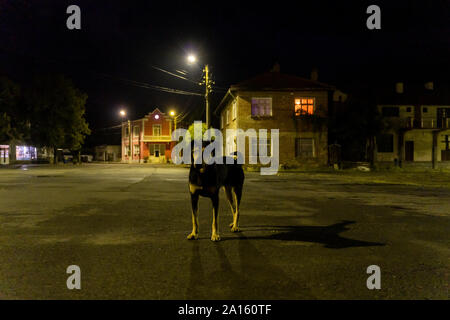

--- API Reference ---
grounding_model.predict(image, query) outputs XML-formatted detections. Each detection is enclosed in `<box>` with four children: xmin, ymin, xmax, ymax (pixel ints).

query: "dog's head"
<box><xmin>190</xmin><ymin>140</ymin><xmax>212</xmax><ymax>173</ymax></box>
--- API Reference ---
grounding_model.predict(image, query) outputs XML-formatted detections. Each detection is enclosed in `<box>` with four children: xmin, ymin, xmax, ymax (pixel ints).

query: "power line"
<box><xmin>96</xmin><ymin>73</ymin><xmax>204</xmax><ymax>96</ymax></box>
<box><xmin>0</xmin><ymin>48</ymin><xmax>205</xmax><ymax>97</ymax></box>
<box><xmin>149</xmin><ymin>63</ymin><xmax>228</xmax><ymax>93</ymax></box>
<box><xmin>150</xmin><ymin>65</ymin><xmax>199</xmax><ymax>84</ymax></box>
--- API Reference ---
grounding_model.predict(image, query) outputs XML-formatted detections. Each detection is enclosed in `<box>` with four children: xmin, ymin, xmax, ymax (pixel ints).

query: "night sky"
<box><xmin>1</xmin><ymin>0</ymin><xmax>449</xmax><ymax>146</ymax></box>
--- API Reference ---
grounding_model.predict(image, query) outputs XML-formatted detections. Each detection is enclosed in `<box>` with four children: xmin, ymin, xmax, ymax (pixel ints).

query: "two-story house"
<box><xmin>214</xmin><ymin>66</ymin><xmax>335</xmax><ymax>167</ymax></box>
<box><xmin>121</xmin><ymin>108</ymin><xmax>175</xmax><ymax>163</ymax></box>
<box><xmin>375</xmin><ymin>82</ymin><xmax>450</xmax><ymax>168</ymax></box>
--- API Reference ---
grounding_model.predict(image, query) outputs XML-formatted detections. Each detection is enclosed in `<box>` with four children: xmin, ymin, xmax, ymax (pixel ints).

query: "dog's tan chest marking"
<box><xmin>189</xmin><ymin>183</ymin><xmax>203</xmax><ymax>194</ymax></box>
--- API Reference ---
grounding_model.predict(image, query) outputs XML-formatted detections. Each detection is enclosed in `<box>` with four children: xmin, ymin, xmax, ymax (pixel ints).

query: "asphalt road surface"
<box><xmin>0</xmin><ymin>164</ymin><xmax>448</xmax><ymax>299</ymax></box>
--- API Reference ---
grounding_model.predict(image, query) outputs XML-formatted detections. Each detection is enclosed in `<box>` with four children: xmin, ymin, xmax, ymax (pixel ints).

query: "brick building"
<box><xmin>375</xmin><ymin>82</ymin><xmax>450</xmax><ymax>168</ymax></box>
<box><xmin>121</xmin><ymin>108</ymin><xmax>175</xmax><ymax>163</ymax></box>
<box><xmin>214</xmin><ymin>67</ymin><xmax>335</xmax><ymax>167</ymax></box>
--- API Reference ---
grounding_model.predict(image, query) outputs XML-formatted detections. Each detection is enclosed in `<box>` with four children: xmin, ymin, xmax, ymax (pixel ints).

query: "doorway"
<box><xmin>405</xmin><ymin>141</ymin><xmax>414</xmax><ymax>161</ymax></box>
<box><xmin>0</xmin><ymin>146</ymin><xmax>9</xmax><ymax>165</ymax></box>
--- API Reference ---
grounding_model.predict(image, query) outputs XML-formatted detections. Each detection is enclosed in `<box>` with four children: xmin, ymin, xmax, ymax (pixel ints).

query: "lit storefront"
<box><xmin>0</xmin><ymin>145</ymin><xmax>9</xmax><ymax>165</ymax></box>
<box><xmin>15</xmin><ymin>146</ymin><xmax>37</xmax><ymax>161</ymax></box>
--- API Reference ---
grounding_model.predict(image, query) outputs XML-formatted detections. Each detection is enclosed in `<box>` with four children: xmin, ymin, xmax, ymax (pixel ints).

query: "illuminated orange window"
<box><xmin>295</xmin><ymin>98</ymin><xmax>315</xmax><ymax>115</ymax></box>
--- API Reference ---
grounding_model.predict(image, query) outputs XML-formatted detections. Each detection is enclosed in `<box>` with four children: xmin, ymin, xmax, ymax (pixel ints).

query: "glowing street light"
<box><xmin>186</xmin><ymin>54</ymin><xmax>212</xmax><ymax>127</ymax></box>
<box><xmin>169</xmin><ymin>110</ymin><xmax>178</xmax><ymax>131</ymax></box>
<box><xmin>187</xmin><ymin>54</ymin><xmax>197</xmax><ymax>64</ymax></box>
<box><xmin>119</xmin><ymin>108</ymin><xmax>131</xmax><ymax>163</ymax></box>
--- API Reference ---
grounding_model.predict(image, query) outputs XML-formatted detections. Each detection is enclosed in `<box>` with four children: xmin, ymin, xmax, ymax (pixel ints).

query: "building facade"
<box><xmin>375</xmin><ymin>82</ymin><xmax>450</xmax><ymax>168</ymax></box>
<box><xmin>0</xmin><ymin>143</ymin><xmax>52</xmax><ymax>165</ymax></box>
<box><xmin>214</xmin><ymin>68</ymin><xmax>335</xmax><ymax>168</ymax></box>
<box><xmin>95</xmin><ymin>145</ymin><xmax>121</xmax><ymax>162</ymax></box>
<box><xmin>121</xmin><ymin>108</ymin><xmax>175</xmax><ymax>163</ymax></box>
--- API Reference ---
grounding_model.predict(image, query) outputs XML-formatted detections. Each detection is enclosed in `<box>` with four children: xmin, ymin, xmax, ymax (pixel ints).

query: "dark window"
<box><xmin>149</xmin><ymin>144</ymin><xmax>154</xmax><ymax>155</ymax></box>
<box><xmin>295</xmin><ymin>138</ymin><xmax>315</xmax><ymax>157</ymax></box>
<box><xmin>382</xmin><ymin>107</ymin><xmax>399</xmax><ymax>117</ymax></box>
<box><xmin>423</xmin><ymin>107</ymin><xmax>428</xmax><ymax>113</ymax></box>
<box><xmin>406</xmin><ymin>107</ymin><xmax>412</xmax><ymax>112</ymax></box>
<box><xmin>377</xmin><ymin>134</ymin><xmax>394</xmax><ymax>153</ymax></box>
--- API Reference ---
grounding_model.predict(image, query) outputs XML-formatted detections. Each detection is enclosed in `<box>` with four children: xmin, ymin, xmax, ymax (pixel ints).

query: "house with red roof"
<box><xmin>214</xmin><ymin>65</ymin><xmax>335</xmax><ymax>167</ymax></box>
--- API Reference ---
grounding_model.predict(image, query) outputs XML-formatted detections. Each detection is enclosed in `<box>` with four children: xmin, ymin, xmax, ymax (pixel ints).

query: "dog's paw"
<box><xmin>210</xmin><ymin>233</ymin><xmax>221</xmax><ymax>242</ymax></box>
<box><xmin>230</xmin><ymin>225</ymin><xmax>240</xmax><ymax>233</ymax></box>
<box><xmin>187</xmin><ymin>232</ymin><xmax>199</xmax><ymax>240</ymax></box>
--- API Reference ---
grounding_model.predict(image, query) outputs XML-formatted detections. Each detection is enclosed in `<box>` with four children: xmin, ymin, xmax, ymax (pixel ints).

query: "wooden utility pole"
<box><xmin>128</xmin><ymin>120</ymin><xmax>132</xmax><ymax>164</ymax></box>
<box><xmin>203</xmin><ymin>64</ymin><xmax>213</xmax><ymax>128</ymax></box>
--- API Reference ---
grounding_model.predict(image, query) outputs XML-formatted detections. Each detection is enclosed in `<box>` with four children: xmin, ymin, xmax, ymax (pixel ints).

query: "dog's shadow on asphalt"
<box><xmin>185</xmin><ymin>220</ymin><xmax>384</xmax><ymax>299</ymax></box>
<box><xmin>222</xmin><ymin>220</ymin><xmax>385</xmax><ymax>249</ymax></box>
<box><xmin>187</xmin><ymin>233</ymin><xmax>316</xmax><ymax>299</ymax></box>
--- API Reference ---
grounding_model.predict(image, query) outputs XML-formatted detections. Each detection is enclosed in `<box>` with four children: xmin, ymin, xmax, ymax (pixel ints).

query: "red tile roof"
<box><xmin>215</xmin><ymin>71</ymin><xmax>334</xmax><ymax>114</ymax></box>
<box><xmin>230</xmin><ymin>71</ymin><xmax>334</xmax><ymax>91</ymax></box>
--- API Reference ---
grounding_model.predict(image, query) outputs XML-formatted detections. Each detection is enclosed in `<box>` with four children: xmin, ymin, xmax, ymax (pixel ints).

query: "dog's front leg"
<box><xmin>210</xmin><ymin>194</ymin><xmax>221</xmax><ymax>242</ymax></box>
<box><xmin>187</xmin><ymin>193</ymin><xmax>199</xmax><ymax>240</ymax></box>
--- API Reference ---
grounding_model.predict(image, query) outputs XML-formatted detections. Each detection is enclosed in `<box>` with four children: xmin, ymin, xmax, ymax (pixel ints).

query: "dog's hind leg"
<box><xmin>225</xmin><ymin>186</ymin><xmax>236</xmax><ymax>229</ymax></box>
<box><xmin>187</xmin><ymin>193</ymin><xmax>199</xmax><ymax>240</ymax></box>
<box><xmin>230</xmin><ymin>186</ymin><xmax>242</xmax><ymax>233</ymax></box>
<box><xmin>210</xmin><ymin>194</ymin><xmax>221</xmax><ymax>242</ymax></box>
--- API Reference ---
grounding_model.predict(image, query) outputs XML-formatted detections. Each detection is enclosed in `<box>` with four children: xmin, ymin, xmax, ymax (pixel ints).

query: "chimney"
<box><xmin>270</xmin><ymin>62</ymin><xmax>280</xmax><ymax>73</ymax></box>
<box><xmin>310</xmin><ymin>67</ymin><xmax>319</xmax><ymax>81</ymax></box>
<box><xmin>424</xmin><ymin>81</ymin><xmax>434</xmax><ymax>90</ymax></box>
<box><xmin>395</xmin><ymin>82</ymin><xmax>404</xmax><ymax>94</ymax></box>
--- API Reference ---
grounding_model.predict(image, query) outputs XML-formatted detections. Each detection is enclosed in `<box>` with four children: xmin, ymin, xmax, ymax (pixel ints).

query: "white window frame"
<box><xmin>153</xmin><ymin>124</ymin><xmax>162</xmax><ymax>136</ymax></box>
<box><xmin>251</xmin><ymin>97</ymin><xmax>272</xmax><ymax>117</ymax></box>
<box><xmin>133</xmin><ymin>126</ymin><xmax>140</xmax><ymax>137</ymax></box>
<box><xmin>133</xmin><ymin>144</ymin><xmax>140</xmax><ymax>156</ymax></box>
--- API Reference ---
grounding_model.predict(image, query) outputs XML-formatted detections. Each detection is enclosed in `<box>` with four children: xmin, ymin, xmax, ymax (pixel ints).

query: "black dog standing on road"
<box><xmin>187</xmin><ymin>144</ymin><xmax>244</xmax><ymax>241</ymax></box>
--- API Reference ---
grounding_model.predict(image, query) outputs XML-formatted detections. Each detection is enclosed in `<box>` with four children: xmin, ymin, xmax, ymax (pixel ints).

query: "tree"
<box><xmin>0</xmin><ymin>76</ymin><xmax>24</xmax><ymax>143</ymax></box>
<box><xmin>187</xmin><ymin>122</ymin><xmax>208</xmax><ymax>140</ymax></box>
<box><xmin>0</xmin><ymin>112</ymin><xmax>12</xmax><ymax>143</ymax></box>
<box><xmin>329</xmin><ymin>93</ymin><xmax>384</xmax><ymax>165</ymax></box>
<box><xmin>25</xmin><ymin>74</ymin><xmax>90</xmax><ymax>163</ymax></box>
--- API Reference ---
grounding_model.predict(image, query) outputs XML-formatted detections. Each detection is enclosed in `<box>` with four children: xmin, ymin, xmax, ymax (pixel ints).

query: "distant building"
<box><xmin>121</xmin><ymin>108</ymin><xmax>175</xmax><ymax>163</ymax></box>
<box><xmin>0</xmin><ymin>142</ymin><xmax>52</xmax><ymax>165</ymax></box>
<box><xmin>375</xmin><ymin>81</ymin><xmax>450</xmax><ymax>168</ymax></box>
<box><xmin>95</xmin><ymin>145</ymin><xmax>121</xmax><ymax>162</ymax></box>
<box><xmin>214</xmin><ymin>66</ymin><xmax>335</xmax><ymax>167</ymax></box>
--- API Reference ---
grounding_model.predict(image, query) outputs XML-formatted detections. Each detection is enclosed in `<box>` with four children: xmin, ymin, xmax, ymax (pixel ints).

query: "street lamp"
<box><xmin>186</xmin><ymin>54</ymin><xmax>213</xmax><ymax>128</ymax></box>
<box><xmin>187</xmin><ymin>54</ymin><xmax>197</xmax><ymax>64</ymax></box>
<box><xmin>170</xmin><ymin>110</ymin><xmax>178</xmax><ymax>131</ymax></box>
<box><xmin>119</xmin><ymin>109</ymin><xmax>132</xmax><ymax>164</ymax></box>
